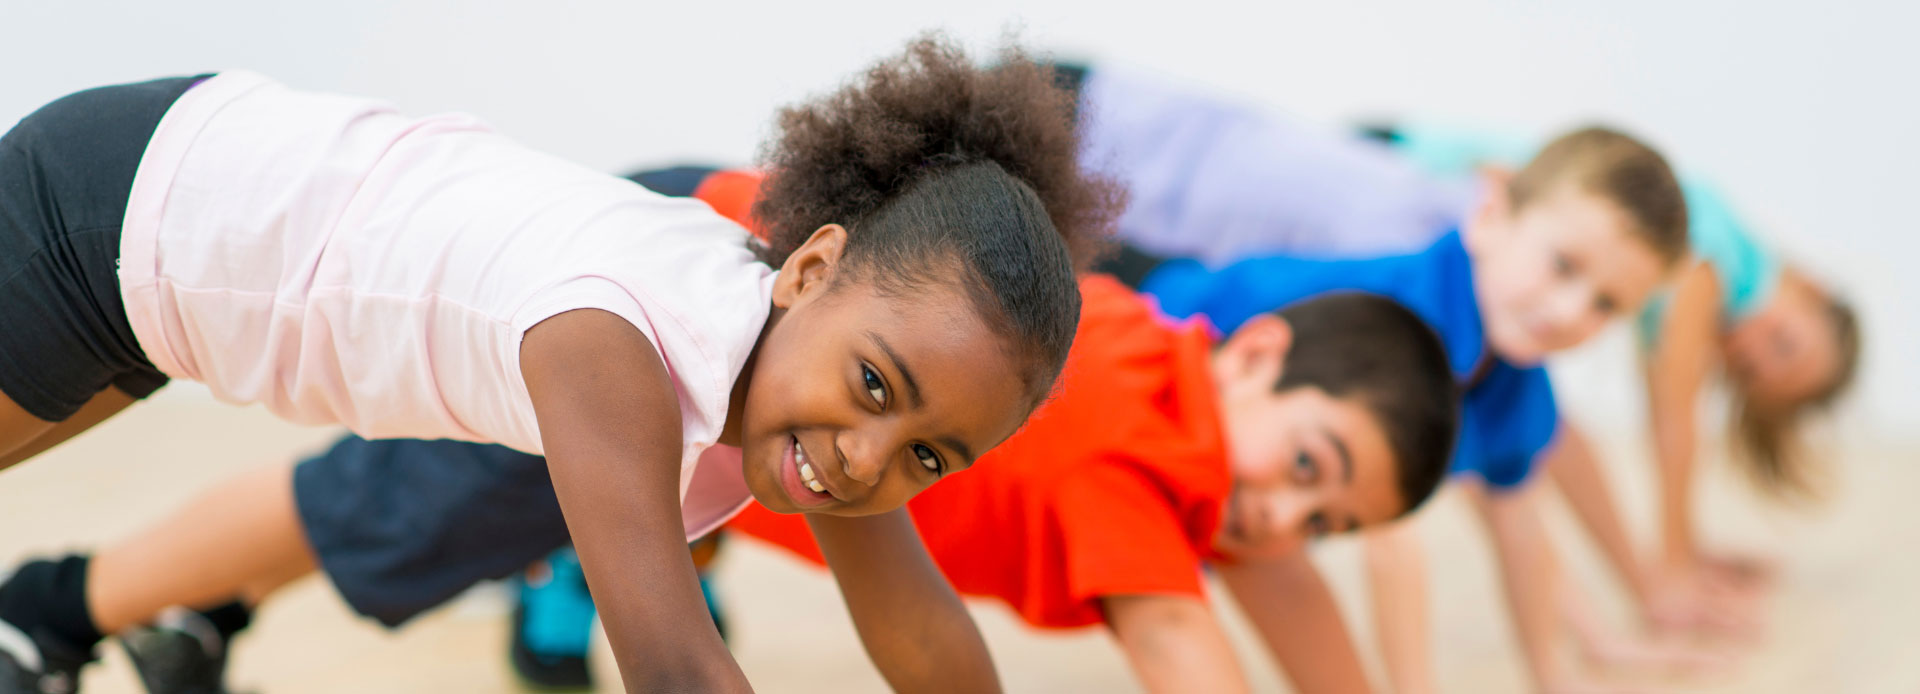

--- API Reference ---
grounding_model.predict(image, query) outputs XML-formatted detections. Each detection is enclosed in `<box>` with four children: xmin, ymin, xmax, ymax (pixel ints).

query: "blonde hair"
<box><xmin>1509</xmin><ymin>126</ymin><xmax>1690</xmax><ymax>265</ymax></box>
<box><xmin>1731</xmin><ymin>290</ymin><xmax>1861</xmax><ymax>500</ymax></box>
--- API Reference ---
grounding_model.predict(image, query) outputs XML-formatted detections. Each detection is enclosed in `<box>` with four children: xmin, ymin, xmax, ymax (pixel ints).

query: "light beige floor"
<box><xmin>2</xmin><ymin>400</ymin><xmax>1913</xmax><ymax>693</ymax></box>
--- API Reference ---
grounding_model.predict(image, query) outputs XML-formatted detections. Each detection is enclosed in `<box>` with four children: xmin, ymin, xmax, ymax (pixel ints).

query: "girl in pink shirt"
<box><xmin>0</xmin><ymin>35</ymin><xmax>1118</xmax><ymax>693</ymax></box>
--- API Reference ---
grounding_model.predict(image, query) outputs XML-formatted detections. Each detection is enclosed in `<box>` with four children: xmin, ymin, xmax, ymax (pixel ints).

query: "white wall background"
<box><xmin>3</xmin><ymin>0</ymin><xmax>1913</xmax><ymax>438</ymax></box>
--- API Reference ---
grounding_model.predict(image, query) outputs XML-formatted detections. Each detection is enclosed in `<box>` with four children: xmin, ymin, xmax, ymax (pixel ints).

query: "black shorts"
<box><xmin>294</xmin><ymin>166</ymin><xmax>723</xmax><ymax>628</ymax></box>
<box><xmin>0</xmin><ymin>76</ymin><xmax>207</xmax><ymax>421</ymax></box>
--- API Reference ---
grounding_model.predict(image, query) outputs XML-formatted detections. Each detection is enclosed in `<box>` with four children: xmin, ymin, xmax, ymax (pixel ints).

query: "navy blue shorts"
<box><xmin>0</xmin><ymin>76</ymin><xmax>207</xmax><ymax>421</ymax></box>
<box><xmin>294</xmin><ymin>436</ymin><xmax>570</xmax><ymax>628</ymax></box>
<box><xmin>293</xmin><ymin>166</ymin><xmax>723</xmax><ymax>628</ymax></box>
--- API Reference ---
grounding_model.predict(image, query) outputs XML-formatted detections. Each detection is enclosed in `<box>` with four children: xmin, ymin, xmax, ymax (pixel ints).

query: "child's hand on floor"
<box><xmin>1643</xmin><ymin>564</ymin><xmax>1769</xmax><ymax>642</ymax></box>
<box><xmin>1541</xmin><ymin>676</ymin><xmax>1673</xmax><ymax>694</ymax></box>
<box><xmin>1576</xmin><ymin>626</ymin><xmax>1739</xmax><ymax>680</ymax></box>
<box><xmin>1697</xmin><ymin>550</ymin><xmax>1778</xmax><ymax>595</ymax></box>
<box><xmin>1559</xmin><ymin>572</ymin><xmax>1737</xmax><ymax>692</ymax></box>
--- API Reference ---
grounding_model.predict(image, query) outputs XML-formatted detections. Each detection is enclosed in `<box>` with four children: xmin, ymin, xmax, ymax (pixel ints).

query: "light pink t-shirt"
<box><xmin>118</xmin><ymin>72</ymin><xmax>771</xmax><ymax>537</ymax></box>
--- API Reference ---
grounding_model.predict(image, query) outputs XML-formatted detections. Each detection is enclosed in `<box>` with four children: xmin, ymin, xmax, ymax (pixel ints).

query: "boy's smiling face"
<box><xmin>1465</xmin><ymin>176</ymin><xmax>1671</xmax><ymax>365</ymax></box>
<box><xmin>1206</xmin><ymin>315</ymin><xmax>1405</xmax><ymax>560</ymax></box>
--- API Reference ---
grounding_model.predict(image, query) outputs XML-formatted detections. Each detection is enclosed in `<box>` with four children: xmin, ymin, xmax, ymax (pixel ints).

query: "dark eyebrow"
<box><xmin>867</xmin><ymin>330</ymin><xmax>923</xmax><ymax>409</ymax></box>
<box><xmin>939</xmin><ymin>436</ymin><xmax>976</xmax><ymax>469</ymax></box>
<box><xmin>1323</xmin><ymin>426</ymin><xmax>1354</xmax><ymax>485</ymax></box>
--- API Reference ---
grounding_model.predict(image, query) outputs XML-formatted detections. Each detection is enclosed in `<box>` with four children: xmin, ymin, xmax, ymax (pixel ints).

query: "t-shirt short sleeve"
<box><xmin>510</xmin><ymin>276</ymin><xmax>662</xmax><ymax>352</ymax></box>
<box><xmin>505</xmin><ymin>275</ymin><xmax>711</xmax><ymax>461</ymax></box>
<box><xmin>1047</xmin><ymin>460</ymin><xmax>1209</xmax><ymax>624</ymax></box>
<box><xmin>1452</xmin><ymin>364</ymin><xmax>1559</xmax><ymax>490</ymax></box>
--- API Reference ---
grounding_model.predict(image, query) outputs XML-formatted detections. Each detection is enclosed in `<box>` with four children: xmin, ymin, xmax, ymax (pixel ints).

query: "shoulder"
<box><xmin>519</xmin><ymin>308</ymin><xmax>670</xmax><ymax>386</ymax></box>
<box><xmin>517</xmin><ymin>308</ymin><xmax>683</xmax><ymax>442</ymax></box>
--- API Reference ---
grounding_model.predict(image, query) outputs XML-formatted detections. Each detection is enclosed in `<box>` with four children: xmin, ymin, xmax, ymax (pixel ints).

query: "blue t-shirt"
<box><xmin>1140</xmin><ymin>232</ymin><xmax>1559</xmax><ymax>489</ymax></box>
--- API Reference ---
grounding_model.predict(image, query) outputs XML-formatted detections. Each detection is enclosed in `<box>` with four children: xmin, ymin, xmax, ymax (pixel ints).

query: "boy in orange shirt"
<box><xmin>729</xmin><ymin>274</ymin><xmax>1460</xmax><ymax>692</ymax></box>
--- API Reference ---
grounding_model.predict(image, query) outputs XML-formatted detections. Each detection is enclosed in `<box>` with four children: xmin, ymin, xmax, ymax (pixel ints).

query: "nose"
<box><xmin>1265</xmin><ymin>492</ymin><xmax>1312</xmax><ymax>533</ymax></box>
<box><xmin>1245</xmin><ymin>489</ymin><xmax>1313</xmax><ymax>547</ymax></box>
<box><xmin>835</xmin><ymin>428</ymin><xmax>892</xmax><ymax>487</ymax></box>
<box><xmin>1540</xmin><ymin>284</ymin><xmax>1605</xmax><ymax>340</ymax></box>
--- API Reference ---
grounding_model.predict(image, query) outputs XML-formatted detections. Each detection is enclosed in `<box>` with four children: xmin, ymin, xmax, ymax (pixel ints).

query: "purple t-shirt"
<box><xmin>1077</xmin><ymin>65</ymin><xmax>1470</xmax><ymax>263</ymax></box>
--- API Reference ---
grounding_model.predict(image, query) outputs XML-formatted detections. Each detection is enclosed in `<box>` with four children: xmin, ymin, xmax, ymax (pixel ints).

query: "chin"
<box><xmin>740</xmin><ymin>456</ymin><xmax>795</xmax><ymax>514</ymax></box>
<box><xmin>742</xmin><ymin>478</ymin><xmax>794</xmax><ymax>514</ymax></box>
<box><xmin>1488</xmin><ymin>331</ymin><xmax>1545</xmax><ymax>365</ymax></box>
<box><xmin>1503</xmin><ymin>347</ymin><xmax>1547</xmax><ymax>367</ymax></box>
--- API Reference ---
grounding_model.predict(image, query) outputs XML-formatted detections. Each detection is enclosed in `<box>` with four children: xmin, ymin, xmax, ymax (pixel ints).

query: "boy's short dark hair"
<box><xmin>1509</xmin><ymin>126</ymin><xmax>1689</xmax><ymax>265</ymax></box>
<box><xmin>1272</xmin><ymin>292</ymin><xmax>1459</xmax><ymax>515</ymax></box>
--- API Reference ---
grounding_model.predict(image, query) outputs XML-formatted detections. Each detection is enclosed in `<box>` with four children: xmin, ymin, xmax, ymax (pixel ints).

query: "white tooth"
<box><xmin>807</xmin><ymin>480</ymin><xmax>826</xmax><ymax>493</ymax></box>
<box><xmin>795</xmin><ymin>440</ymin><xmax>807</xmax><ymax>463</ymax></box>
<box><xmin>799</xmin><ymin>462</ymin><xmax>815</xmax><ymax>483</ymax></box>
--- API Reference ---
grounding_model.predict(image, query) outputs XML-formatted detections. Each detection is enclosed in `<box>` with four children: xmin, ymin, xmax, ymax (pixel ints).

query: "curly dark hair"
<box><xmin>752</xmin><ymin>33</ymin><xmax>1123</xmax><ymax>400</ymax></box>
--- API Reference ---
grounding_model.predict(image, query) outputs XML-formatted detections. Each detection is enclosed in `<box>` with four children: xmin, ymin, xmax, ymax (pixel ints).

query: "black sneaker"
<box><xmin>0</xmin><ymin>619</ymin><xmax>89</xmax><ymax>694</ymax></box>
<box><xmin>117</xmin><ymin>608</ymin><xmax>230</xmax><ymax>694</ymax></box>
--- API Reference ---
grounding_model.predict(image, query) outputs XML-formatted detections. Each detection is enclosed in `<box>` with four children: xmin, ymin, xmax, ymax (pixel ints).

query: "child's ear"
<box><xmin>771</xmin><ymin>224</ymin><xmax>849</xmax><ymax>309</ymax></box>
<box><xmin>1464</xmin><ymin>166</ymin><xmax>1516</xmax><ymax>253</ymax></box>
<box><xmin>1217</xmin><ymin>314</ymin><xmax>1295</xmax><ymax>386</ymax></box>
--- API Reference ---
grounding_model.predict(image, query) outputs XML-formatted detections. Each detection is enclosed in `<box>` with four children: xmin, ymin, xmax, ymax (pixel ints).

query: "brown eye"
<box><xmin>1292</xmin><ymin>452</ymin><xmax>1317</xmax><ymax>484</ymax></box>
<box><xmin>1305</xmin><ymin>511</ymin><xmax>1330</xmax><ymax>538</ymax></box>
<box><xmin>1553</xmin><ymin>253</ymin><xmax>1575</xmax><ymax>277</ymax></box>
<box><xmin>913</xmin><ymin>444</ymin><xmax>942</xmax><ymax>473</ymax></box>
<box><xmin>862</xmin><ymin>365</ymin><xmax>887</xmax><ymax>407</ymax></box>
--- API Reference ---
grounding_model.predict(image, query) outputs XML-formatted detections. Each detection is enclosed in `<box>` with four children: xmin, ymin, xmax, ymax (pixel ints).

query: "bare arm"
<box><xmin>1644</xmin><ymin>263</ymin><xmax>1722</xmax><ymax>572</ymax></box>
<box><xmin>808</xmin><ymin>509</ymin><xmax>1000</xmax><ymax>693</ymax></box>
<box><xmin>522</xmin><ymin>309</ymin><xmax>750</xmax><ymax>693</ymax></box>
<box><xmin>1218</xmin><ymin>552</ymin><xmax>1376</xmax><ymax>694</ymax></box>
<box><xmin>1103</xmin><ymin>594</ymin><xmax>1251</xmax><ymax>694</ymax></box>
<box><xmin>1364</xmin><ymin>522</ymin><xmax>1437</xmax><ymax>694</ymax></box>
<box><xmin>1544</xmin><ymin>422</ymin><xmax>1655</xmax><ymax>606</ymax></box>
<box><xmin>1469</xmin><ymin>480</ymin><xmax>1573</xmax><ymax>692</ymax></box>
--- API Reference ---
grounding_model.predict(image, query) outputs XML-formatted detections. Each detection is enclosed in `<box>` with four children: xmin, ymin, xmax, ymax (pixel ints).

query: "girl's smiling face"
<box><xmin>1723</xmin><ymin>278</ymin><xmax>1844</xmax><ymax>411</ymax></box>
<box><xmin>735</xmin><ymin>225</ymin><xmax>1034</xmax><ymax>516</ymax></box>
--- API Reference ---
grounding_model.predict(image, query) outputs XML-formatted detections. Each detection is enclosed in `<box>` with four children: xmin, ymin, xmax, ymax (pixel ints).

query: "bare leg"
<box><xmin>0</xmin><ymin>388</ymin><xmax>137</xmax><ymax>470</ymax></box>
<box><xmin>0</xmin><ymin>391</ymin><xmax>57</xmax><ymax>468</ymax></box>
<box><xmin>87</xmin><ymin>462</ymin><xmax>316</xmax><ymax>633</ymax></box>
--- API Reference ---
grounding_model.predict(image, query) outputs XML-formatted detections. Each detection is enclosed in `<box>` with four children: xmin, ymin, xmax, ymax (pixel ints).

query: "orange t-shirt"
<box><xmin>728</xmin><ymin>274</ymin><xmax>1232</xmax><ymax>629</ymax></box>
<box><xmin>691</xmin><ymin>169</ymin><xmax>764</xmax><ymax>235</ymax></box>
